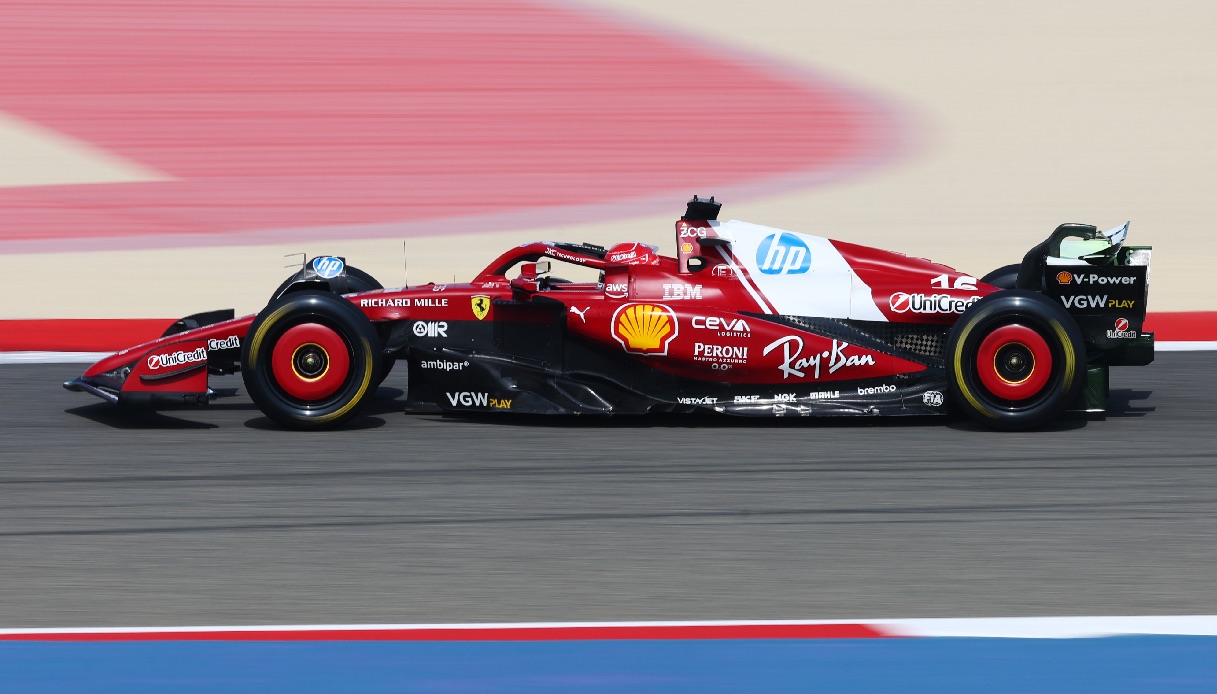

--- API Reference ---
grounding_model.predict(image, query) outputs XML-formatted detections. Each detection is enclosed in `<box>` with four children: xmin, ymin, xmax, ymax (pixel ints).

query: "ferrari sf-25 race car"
<box><xmin>66</xmin><ymin>197</ymin><xmax>1154</xmax><ymax>431</ymax></box>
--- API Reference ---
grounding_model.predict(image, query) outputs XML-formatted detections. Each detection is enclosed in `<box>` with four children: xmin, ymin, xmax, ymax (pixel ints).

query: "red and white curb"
<box><xmin>1</xmin><ymin>617</ymin><xmax>1216</xmax><ymax>641</ymax></box>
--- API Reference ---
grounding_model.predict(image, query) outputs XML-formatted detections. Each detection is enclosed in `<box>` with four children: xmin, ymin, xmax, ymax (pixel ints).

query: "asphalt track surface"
<box><xmin>0</xmin><ymin>354</ymin><xmax>1213</xmax><ymax>628</ymax></box>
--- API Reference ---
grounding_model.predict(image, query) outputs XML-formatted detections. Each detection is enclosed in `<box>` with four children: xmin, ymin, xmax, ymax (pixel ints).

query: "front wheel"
<box><xmin>946</xmin><ymin>290</ymin><xmax>1084</xmax><ymax>430</ymax></box>
<box><xmin>242</xmin><ymin>291</ymin><xmax>382</xmax><ymax>430</ymax></box>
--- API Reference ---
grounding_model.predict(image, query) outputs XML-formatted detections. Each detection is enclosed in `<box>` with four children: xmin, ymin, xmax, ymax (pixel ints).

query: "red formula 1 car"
<box><xmin>66</xmin><ymin>197</ymin><xmax>1154</xmax><ymax>430</ymax></box>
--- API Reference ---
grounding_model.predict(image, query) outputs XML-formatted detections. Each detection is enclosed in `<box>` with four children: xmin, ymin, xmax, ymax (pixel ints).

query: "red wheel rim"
<box><xmin>976</xmin><ymin>324</ymin><xmax>1052</xmax><ymax>401</ymax></box>
<box><xmin>270</xmin><ymin>323</ymin><xmax>351</xmax><ymax>401</ymax></box>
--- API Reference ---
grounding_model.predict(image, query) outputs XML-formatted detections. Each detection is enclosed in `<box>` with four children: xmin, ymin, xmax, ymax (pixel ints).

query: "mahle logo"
<box><xmin>612</xmin><ymin>303</ymin><xmax>677</xmax><ymax>355</ymax></box>
<box><xmin>756</xmin><ymin>232</ymin><xmax>811</xmax><ymax>275</ymax></box>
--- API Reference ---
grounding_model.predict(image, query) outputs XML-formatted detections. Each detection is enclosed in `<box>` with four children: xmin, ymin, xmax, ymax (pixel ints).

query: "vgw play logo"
<box><xmin>756</xmin><ymin>232</ymin><xmax>811</xmax><ymax>275</ymax></box>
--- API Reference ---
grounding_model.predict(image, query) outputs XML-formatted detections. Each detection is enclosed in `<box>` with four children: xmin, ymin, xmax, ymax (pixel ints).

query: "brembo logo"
<box><xmin>756</xmin><ymin>232</ymin><xmax>811</xmax><ymax>275</ymax></box>
<box><xmin>612</xmin><ymin>303</ymin><xmax>677</xmax><ymax>355</ymax></box>
<box><xmin>147</xmin><ymin>347</ymin><xmax>206</xmax><ymax>370</ymax></box>
<box><xmin>889</xmin><ymin>293</ymin><xmax>980</xmax><ymax>314</ymax></box>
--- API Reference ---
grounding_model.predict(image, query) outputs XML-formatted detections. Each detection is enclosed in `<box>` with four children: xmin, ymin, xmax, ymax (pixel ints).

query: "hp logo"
<box><xmin>312</xmin><ymin>256</ymin><xmax>344</xmax><ymax>279</ymax></box>
<box><xmin>756</xmin><ymin>232</ymin><xmax>811</xmax><ymax>275</ymax></box>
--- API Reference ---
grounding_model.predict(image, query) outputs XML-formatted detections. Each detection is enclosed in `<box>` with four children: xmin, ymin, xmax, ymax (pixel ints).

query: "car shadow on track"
<box><xmin>241</xmin><ymin>385</ymin><xmax>405</xmax><ymax>430</ymax></box>
<box><xmin>444</xmin><ymin>388</ymin><xmax>1156</xmax><ymax>433</ymax></box>
<box><xmin>438</xmin><ymin>411</ymin><xmax>946</xmax><ymax>430</ymax></box>
<box><xmin>65</xmin><ymin>403</ymin><xmax>220</xmax><ymax>430</ymax></box>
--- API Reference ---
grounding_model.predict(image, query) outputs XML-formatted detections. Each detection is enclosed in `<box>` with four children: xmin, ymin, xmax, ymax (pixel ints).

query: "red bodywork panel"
<box><xmin>74</xmin><ymin>216</ymin><xmax>997</xmax><ymax>407</ymax></box>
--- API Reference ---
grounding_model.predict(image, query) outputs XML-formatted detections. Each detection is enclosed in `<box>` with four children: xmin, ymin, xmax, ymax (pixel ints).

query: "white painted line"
<box><xmin>1156</xmin><ymin>341</ymin><xmax>1217</xmax><ymax>352</ymax></box>
<box><xmin>2</xmin><ymin>616</ymin><xmax>1217</xmax><ymax>638</ymax></box>
<box><xmin>2</xmin><ymin>340</ymin><xmax>1213</xmax><ymax>366</ymax></box>
<box><xmin>0</xmin><ymin>619</ymin><xmax>878</xmax><ymax>635</ymax></box>
<box><xmin>882</xmin><ymin>615</ymin><xmax>1217</xmax><ymax>638</ymax></box>
<box><xmin>0</xmin><ymin>351</ymin><xmax>112</xmax><ymax>365</ymax></box>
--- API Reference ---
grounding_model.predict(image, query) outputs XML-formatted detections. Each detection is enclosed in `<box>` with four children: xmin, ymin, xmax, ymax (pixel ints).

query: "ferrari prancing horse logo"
<box><xmin>471</xmin><ymin>295</ymin><xmax>491</xmax><ymax>320</ymax></box>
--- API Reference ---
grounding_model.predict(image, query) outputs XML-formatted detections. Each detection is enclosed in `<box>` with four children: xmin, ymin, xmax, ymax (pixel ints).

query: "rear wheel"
<box><xmin>946</xmin><ymin>290</ymin><xmax>1084</xmax><ymax>430</ymax></box>
<box><xmin>242</xmin><ymin>291</ymin><xmax>382</xmax><ymax>430</ymax></box>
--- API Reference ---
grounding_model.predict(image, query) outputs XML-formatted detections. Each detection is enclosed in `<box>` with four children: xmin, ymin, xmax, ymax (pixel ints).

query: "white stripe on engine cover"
<box><xmin>717</xmin><ymin>220</ymin><xmax>887</xmax><ymax>321</ymax></box>
<box><xmin>715</xmin><ymin>245</ymin><xmax>773</xmax><ymax>314</ymax></box>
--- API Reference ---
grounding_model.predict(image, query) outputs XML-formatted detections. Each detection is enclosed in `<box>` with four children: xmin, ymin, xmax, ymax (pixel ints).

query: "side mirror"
<box><xmin>518</xmin><ymin>261</ymin><xmax>551</xmax><ymax>280</ymax></box>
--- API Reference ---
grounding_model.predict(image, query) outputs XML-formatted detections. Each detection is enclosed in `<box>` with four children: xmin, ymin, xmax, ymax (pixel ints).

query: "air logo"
<box><xmin>756</xmin><ymin>232</ymin><xmax>811</xmax><ymax>275</ymax></box>
<box><xmin>413</xmin><ymin>321</ymin><xmax>448</xmax><ymax>337</ymax></box>
<box><xmin>311</xmin><ymin>256</ymin><xmax>344</xmax><ymax>279</ymax></box>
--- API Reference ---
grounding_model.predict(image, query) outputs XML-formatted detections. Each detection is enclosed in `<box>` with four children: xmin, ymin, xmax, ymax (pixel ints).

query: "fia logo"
<box><xmin>755</xmin><ymin>232</ymin><xmax>811</xmax><ymax>275</ymax></box>
<box><xmin>312</xmin><ymin>256</ymin><xmax>344</xmax><ymax>279</ymax></box>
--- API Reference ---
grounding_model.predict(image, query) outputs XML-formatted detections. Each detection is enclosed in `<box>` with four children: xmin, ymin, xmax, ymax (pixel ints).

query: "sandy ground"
<box><xmin>2</xmin><ymin>0</ymin><xmax>1214</xmax><ymax>318</ymax></box>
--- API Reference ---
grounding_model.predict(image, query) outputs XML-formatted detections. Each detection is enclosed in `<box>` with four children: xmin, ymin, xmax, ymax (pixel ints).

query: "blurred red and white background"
<box><xmin>1</xmin><ymin>0</ymin><xmax>1213</xmax><ymax>342</ymax></box>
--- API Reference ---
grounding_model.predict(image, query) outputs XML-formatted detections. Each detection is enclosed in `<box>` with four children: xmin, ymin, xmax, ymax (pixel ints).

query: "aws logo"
<box><xmin>612</xmin><ymin>303</ymin><xmax>677</xmax><ymax>355</ymax></box>
<box><xmin>756</xmin><ymin>232</ymin><xmax>811</xmax><ymax>275</ymax></box>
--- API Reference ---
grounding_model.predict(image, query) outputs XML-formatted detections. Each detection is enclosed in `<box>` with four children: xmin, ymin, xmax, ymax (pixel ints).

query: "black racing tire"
<box><xmin>979</xmin><ymin>264</ymin><xmax>1020</xmax><ymax>290</ymax></box>
<box><xmin>946</xmin><ymin>290</ymin><xmax>1085</xmax><ymax>431</ymax></box>
<box><xmin>269</xmin><ymin>265</ymin><xmax>384</xmax><ymax>304</ymax></box>
<box><xmin>241</xmin><ymin>291</ymin><xmax>382</xmax><ymax>430</ymax></box>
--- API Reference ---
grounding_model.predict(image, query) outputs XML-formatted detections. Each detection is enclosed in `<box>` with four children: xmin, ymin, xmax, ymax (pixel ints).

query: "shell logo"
<box><xmin>1056</xmin><ymin>271</ymin><xmax>1073</xmax><ymax>284</ymax></box>
<box><xmin>612</xmin><ymin>303</ymin><xmax>677</xmax><ymax>355</ymax></box>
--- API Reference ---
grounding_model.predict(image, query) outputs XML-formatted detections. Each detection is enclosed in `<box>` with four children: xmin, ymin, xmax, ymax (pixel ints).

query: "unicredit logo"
<box><xmin>889</xmin><ymin>292</ymin><xmax>980</xmax><ymax>315</ymax></box>
<box><xmin>147</xmin><ymin>347</ymin><xmax>207</xmax><ymax>370</ymax></box>
<box><xmin>1114</xmin><ymin>317</ymin><xmax>1129</xmax><ymax>331</ymax></box>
